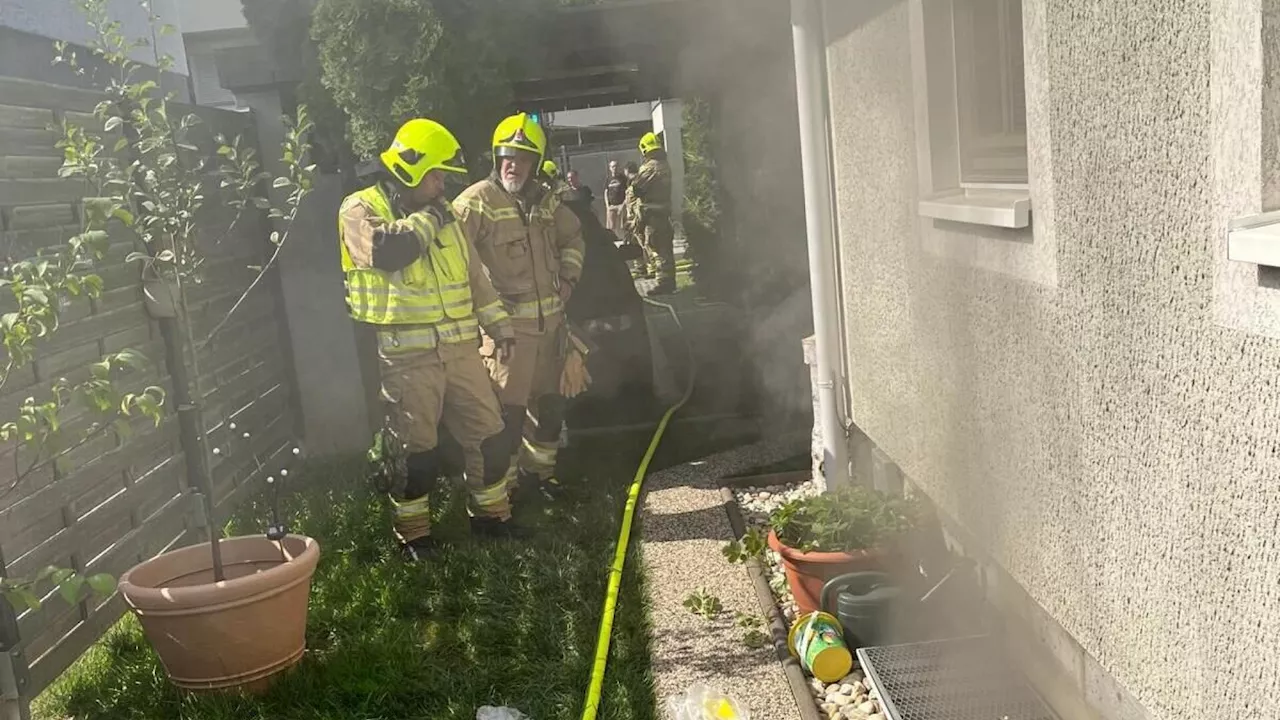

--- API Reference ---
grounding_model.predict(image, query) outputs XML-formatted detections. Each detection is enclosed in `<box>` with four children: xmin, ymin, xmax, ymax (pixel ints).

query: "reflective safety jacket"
<box><xmin>632</xmin><ymin>157</ymin><xmax>672</xmax><ymax>217</ymax></box>
<box><xmin>339</xmin><ymin>183</ymin><xmax>512</xmax><ymax>356</ymax></box>
<box><xmin>453</xmin><ymin>179</ymin><xmax>585</xmax><ymax>329</ymax></box>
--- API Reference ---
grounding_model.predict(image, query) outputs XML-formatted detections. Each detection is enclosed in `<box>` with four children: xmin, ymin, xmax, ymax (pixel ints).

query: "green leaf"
<box><xmin>114</xmin><ymin>137</ymin><xmax>129</xmax><ymax>153</ymax></box>
<box><xmin>89</xmin><ymin>359</ymin><xmax>110</xmax><ymax>380</ymax></box>
<box><xmin>57</xmin><ymin>575</ymin><xmax>86</xmax><ymax>605</ymax></box>
<box><xmin>272</xmin><ymin>177</ymin><xmax>290</xmax><ymax>188</ymax></box>
<box><xmin>49</xmin><ymin>567</ymin><xmax>75</xmax><ymax>586</ymax></box>
<box><xmin>112</xmin><ymin>207</ymin><xmax>134</xmax><ymax>225</ymax></box>
<box><xmin>86</xmin><ymin>573</ymin><xmax>116</xmax><ymax>595</ymax></box>
<box><xmin>125</xmin><ymin>251</ymin><xmax>151</xmax><ymax>264</ymax></box>
<box><xmin>103</xmin><ymin>116</ymin><xmax>122</xmax><ymax>133</ymax></box>
<box><xmin>9</xmin><ymin>587</ymin><xmax>41</xmax><ymax>611</ymax></box>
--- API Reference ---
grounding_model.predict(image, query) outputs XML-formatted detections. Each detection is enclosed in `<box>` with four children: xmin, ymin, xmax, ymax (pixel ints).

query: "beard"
<box><xmin>501</xmin><ymin>176</ymin><xmax>526</xmax><ymax>194</ymax></box>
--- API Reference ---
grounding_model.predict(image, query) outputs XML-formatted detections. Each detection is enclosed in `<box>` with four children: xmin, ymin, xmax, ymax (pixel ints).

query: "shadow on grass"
<box><xmin>35</xmin><ymin>448</ymin><xmax>659</xmax><ymax>720</ymax></box>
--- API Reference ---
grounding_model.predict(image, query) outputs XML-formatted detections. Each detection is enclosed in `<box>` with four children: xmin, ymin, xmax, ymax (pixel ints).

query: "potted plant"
<box><xmin>727</xmin><ymin>486</ymin><xmax>921</xmax><ymax>615</ymax></box>
<box><xmin>52</xmin><ymin>0</ymin><xmax>320</xmax><ymax>693</ymax></box>
<box><xmin>119</xmin><ymin>433</ymin><xmax>318</xmax><ymax>693</ymax></box>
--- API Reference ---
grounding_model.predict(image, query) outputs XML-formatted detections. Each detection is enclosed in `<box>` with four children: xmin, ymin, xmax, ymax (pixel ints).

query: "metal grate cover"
<box><xmin>857</xmin><ymin>636</ymin><xmax>1060</xmax><ymax>720</ymax></box>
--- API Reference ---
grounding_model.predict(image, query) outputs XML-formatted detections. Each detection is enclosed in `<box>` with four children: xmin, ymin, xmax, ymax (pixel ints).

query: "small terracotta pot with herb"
<box><xmin>730</xmin><ymin>487</ymin><xmax>920</xmax><ymax>616</ymax></box>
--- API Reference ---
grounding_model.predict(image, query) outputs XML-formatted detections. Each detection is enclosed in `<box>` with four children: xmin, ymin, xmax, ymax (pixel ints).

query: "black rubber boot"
<box><xmin>470</xmin><ymin>516</ymin><xmax>529</xmax><ymax>539</ymax></box>
<box><xmin>400</xmin><ymin>536</ymin><xmax>438</xmax><ymax>562</ymax></box>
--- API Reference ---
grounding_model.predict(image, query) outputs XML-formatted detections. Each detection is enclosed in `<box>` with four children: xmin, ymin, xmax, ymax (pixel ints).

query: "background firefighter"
<box><xmin>340</xmin><ymin>118</ymin><xmax>521</xmax><ymax>560</ymax></box>
<box><xmin>631</xmin><ymin>132</ymin><xmax>676</xmax><ymax>295</ymax></box>
<box><xmin>454</xmin><ymin>113</ymin><xmax>586</xmax><ymax>498</ymax></box>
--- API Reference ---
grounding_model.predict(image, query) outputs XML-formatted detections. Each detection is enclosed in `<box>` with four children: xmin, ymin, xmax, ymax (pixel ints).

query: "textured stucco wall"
<box><xmin>0</xmin><ymin>0</ymin><xmax>188</xmax><ymax>74</ymax></box>
<box><xmin>825</xmin><ymin>1</ymin><xmax>1280</xmax><ymax>719</ymax></box>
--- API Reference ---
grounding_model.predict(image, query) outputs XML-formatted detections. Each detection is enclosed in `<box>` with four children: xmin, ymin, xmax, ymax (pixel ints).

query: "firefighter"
<box><xmin>541</xmin><ymin>159</ymin><xmax>565</xmax><ymax>196</ymax></box>
<box><xmin>341</xmin><ymin>118</ymin><xmax>522</xmax><ymax>560</ymax></box>
<box><xmin>454</xmin><ymin>113</ymin><xmax>586</xmax><ymax>498</ymax></box>
<box><xmin>632</xmin><ymin>132</ymin><xmax>675</xmax><ymax>294</ymax></box>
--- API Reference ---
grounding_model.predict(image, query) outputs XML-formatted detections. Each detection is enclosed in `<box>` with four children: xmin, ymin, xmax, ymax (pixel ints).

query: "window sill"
<box><xmin>918</xmin><ymin>189</ymin><xmax>1031</xmax><ymax>229</ymax></box>
<box><xmin>1228</xmin><ymin>210</ymin><xmax>1280</xmax><ymax>267</ymax></box>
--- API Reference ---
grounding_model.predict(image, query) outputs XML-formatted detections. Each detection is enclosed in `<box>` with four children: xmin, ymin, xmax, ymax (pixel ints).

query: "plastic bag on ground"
<box><xmin>476</xmin><ymin>707</ymin><xmax>531</xmax><ymax>720</ymax></box>
<box><xmin>665</xmin><ymin>684</ymin><xmax>750</xmax><ymax>720</ymax></box>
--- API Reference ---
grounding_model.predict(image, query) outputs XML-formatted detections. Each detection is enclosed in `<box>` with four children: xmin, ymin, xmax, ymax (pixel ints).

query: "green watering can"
<box><xmin>821</xmin><ymin>571</ymin><xmax>902</xmax><ymax>648</ymax></box>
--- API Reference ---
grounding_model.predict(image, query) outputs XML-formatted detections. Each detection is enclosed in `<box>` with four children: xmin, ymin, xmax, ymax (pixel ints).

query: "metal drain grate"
<box><xmin>857</xmin><ymin>636</ymin><xmax>1059</xmax><ymax>720</ymax></box>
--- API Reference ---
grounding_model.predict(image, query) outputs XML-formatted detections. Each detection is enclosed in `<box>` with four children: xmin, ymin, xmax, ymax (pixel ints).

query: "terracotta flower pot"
<box><xmin>768</xmin><ymin>529</ymin><xmax>885</xmax><ymax>616</ymax></box>
<box><xmin>118</xmin><ymin>534</ymin><xmax>320</xmax><ymax>693</ymax></box>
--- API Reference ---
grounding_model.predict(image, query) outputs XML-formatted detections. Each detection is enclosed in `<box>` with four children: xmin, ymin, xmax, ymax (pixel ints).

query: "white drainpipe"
<box><xmin>790</xmin><ymin>0</ymin><xmax>849</xmax><ymax>488</ymax></box>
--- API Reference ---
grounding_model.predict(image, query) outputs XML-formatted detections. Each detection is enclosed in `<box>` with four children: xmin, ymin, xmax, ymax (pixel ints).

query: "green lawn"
<box><xmin>35</xmin><ymin>440</ymin><xmax>661</xmax><ymax>720</ymax></box>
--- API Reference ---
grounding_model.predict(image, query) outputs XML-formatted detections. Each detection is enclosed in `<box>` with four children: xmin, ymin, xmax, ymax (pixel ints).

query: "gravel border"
<box><xmin>639</xmin><ymin>433</ymin><xmax>808</xmax><ymax>719</ymax></box>
<box><xmin>718</xmin><ymin>483</ymin><xmax>823</xmax><ymax>720</ymax></box>
<box><xmin>729</xmin><ymin>480</ymin><xmax>890</xmax><ymax>720</ymax></box>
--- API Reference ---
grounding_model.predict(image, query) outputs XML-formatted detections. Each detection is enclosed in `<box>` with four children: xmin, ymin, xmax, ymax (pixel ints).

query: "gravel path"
<box><xmin>640</xmin><ymin>433</ymin><xmax>807</xmax><ymax>719</ymax></box>
<box><xmin>734</xmin><ymin>484</ymin><xmax>888</xmax><ymax>720</ymax></box>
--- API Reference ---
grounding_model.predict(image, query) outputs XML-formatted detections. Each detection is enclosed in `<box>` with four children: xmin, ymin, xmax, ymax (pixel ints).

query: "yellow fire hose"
<box><xmin>581</xmin><ymin>296</ymin><xmax>695</xmax><ymax>720</ymax></box>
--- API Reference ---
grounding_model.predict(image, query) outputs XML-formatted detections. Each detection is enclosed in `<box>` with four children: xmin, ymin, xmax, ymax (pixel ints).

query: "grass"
<box><xmin>34</xmin><ymin>436</ymin><xmax>668</xmax><ymax>720</ymax></box>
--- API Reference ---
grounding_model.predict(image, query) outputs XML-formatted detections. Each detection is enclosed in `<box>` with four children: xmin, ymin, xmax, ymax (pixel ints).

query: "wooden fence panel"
<box><xmin>0</xmin><ymin>76</ymin><xmax>300</xmax><ymax>702</ymax></box>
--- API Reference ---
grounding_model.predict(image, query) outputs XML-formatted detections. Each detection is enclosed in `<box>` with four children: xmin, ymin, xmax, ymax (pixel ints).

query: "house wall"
<box><xmin>824</xmin><ymin>1</ymin><xmax>1280</xmax><ymax>719</ymax></box>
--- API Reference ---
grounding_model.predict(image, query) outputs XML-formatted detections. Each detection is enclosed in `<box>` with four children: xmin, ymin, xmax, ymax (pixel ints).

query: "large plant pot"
<box><xmin>118</xmin><ymin>534</ymin><xmax>321</xmax><ymax>693</ymax></box>
<box><xmin>768</xmin><ymin>529</ymin><xmax>885</xmax><ymax>616</ymax></box>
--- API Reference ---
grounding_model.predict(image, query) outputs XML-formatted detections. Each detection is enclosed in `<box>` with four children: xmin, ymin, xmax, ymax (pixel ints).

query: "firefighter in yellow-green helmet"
<box><xmin>453</xmin><ymin>113</ymin><xmax>586</xmax><ymax>502</ymax></box>
<box><xmin>540</xmin><ymin>158</ymin><xmax>567</xmax><ymax>197</ymax></box>
<box><xmin>340</xmin><ymin>118</ymin><xmax>523</xmax><ymax>559</ymax></box>
<box><xmin>632</xmin><ymin>131</ymin><xmax>675</xmax><ymax>295</ymax></box>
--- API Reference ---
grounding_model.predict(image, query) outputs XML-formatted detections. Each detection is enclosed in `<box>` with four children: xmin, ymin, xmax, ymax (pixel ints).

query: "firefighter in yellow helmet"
<box><xmin>454</xmin><ymin>113</ymin><xmax>586</xmax><ymax>499</ymax></box>
<box><xmin>340</xmin><ymin>118</ymin><xmax>522</xmax><ymax>559</ymax></box>
<box><xmin>541</xmin><ymin>159</ymin><xmax>565</xmax><ymax>195</ymax></box>
<box><xmin>632</xmin><ymin>131</ymin><xmax>676</xmax><ymax>294</ymax></box>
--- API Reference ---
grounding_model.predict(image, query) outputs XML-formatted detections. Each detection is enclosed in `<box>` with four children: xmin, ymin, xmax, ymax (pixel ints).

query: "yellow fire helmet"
<box><xmin>492</xmin><ymin>112</ymin><xmax>547</xmax><ymax>163</ymax></box>
<box><xmin>380</xmin><ymin>118</ymin><xmax>467</xmax><ymax>188</ymax></box>
<box><xmin>542</xmin><ymin>159</ymin><xmax>560</xmax><ymax>179</ymax></box>
<box><xmin>639</xmin><ymin>131</ymin><xmax>662</xmax><ymax>154</ymax></box>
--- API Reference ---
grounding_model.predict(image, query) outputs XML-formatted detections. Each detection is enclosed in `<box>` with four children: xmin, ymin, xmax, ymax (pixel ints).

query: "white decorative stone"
<box><xmin>831</xmin><ymin>695</ymin><xmax>854</xmax><ymax>707</ymax></box>
<box><xmin>858</xmin><ymin>701</ymin><xmax>877</xmax><ymax>714</ymax></box>
<box><xmin>839</xmin><ymin>683</ymin><xmax>857</xmax><ymax>695</ymax></box>
<box><xmin>867</xmin><ymin>715</ymin><xmax>885</xmax><ymax>720</ymax></box>
<box><xmin>839</xmin><ymin>706</ymin><xmax>868</xmax><ymax>720</ymax></box>
<box><xmin>821</xmin><ymin>703</ymin><xmax>839</xmax><ymax>717</ymax></box>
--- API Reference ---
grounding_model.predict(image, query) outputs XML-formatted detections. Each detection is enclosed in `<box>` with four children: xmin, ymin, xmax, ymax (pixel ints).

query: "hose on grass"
<box><xmin>581</xmin><ymin>296</ymin><xmax>696</xmax><ymax>720</ymax></box>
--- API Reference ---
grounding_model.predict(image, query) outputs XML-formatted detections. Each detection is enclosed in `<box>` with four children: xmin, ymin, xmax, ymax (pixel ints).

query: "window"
<box><xmin>954</xmin><ymin>0</ymin><xmax>1028</xmax><ymax>186</ymax></box>
<box><xmin>912</xmin><ymin>0</ymin><xmax>1031</xmax><ymax>229</ymax></box>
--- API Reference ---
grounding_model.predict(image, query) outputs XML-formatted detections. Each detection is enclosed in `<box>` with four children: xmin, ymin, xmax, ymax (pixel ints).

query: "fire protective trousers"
<box><xmin>481</xmin><ymin>312</ymin><xmax>566</xmax><ymax>480</ymax></box>
<box><xmin>638</xmin><ymin>211</ymin><xmax>675</xmax><ymax>282</ymax></box>
<box><xmin>380</xmin><ymin>342</ymin><xmax>513</xmax><ymax>541</ymax></box>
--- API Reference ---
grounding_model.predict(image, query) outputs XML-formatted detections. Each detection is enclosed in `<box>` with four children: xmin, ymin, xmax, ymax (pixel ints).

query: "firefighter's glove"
<box><xmin>559</xmin><ymin>329</ymin><xmax>593</xmax><ymax>398</ymax></box>
<box><xmin>495</xmin><ymin>337</ymin><xmax>516</xmax><ymax>364</ymax></box>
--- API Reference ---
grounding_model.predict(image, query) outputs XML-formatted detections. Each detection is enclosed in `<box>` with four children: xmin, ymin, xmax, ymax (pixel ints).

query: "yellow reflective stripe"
<box><xmin>475</xmin><ymin>300</ymin><xmax>508</xmax><ymax>328</ymax></box>
<box><xmin>392</xmin><ymin>495</ymin><xmax>431</xmax><ymax>519</ymax></box>
<box><xmin>436</xmin><ymin>319</ymin><xmax>480</xmax><ymax>340</ymax></box>
<box><xmin>522</xmin><ymin>438</ymin><xmax>558</xmax><ymax>464</ymax></box>
<box><xmin>457</xmin><ymin>198</ymin><xmax>521</xmax><ymax>223</ymax></box>
<box><xmin>470</xmin><ymin>475</ymin><xmax>510</xmax><ymax>507</ymax></box>
<box><xmin>560</xmin><ymin>248</ymin><xmax>584</xmax><ymax>270</ymax></box>
<box><xmin>506</xmin><ymin>295</ymin><xmax>563</xmax><ymax>320</ymax></box>
<box><xmin>378</xmin><ymin>327</ymin><xmax>439</xmax><ymax>353</ymax></box>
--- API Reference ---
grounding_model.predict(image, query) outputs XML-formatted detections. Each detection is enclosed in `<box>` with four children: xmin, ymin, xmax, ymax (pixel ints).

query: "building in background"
<box><xmin>175</xmin><ymin>0</ymin><xmax>255</xmax><ymax>109</ymax></box>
